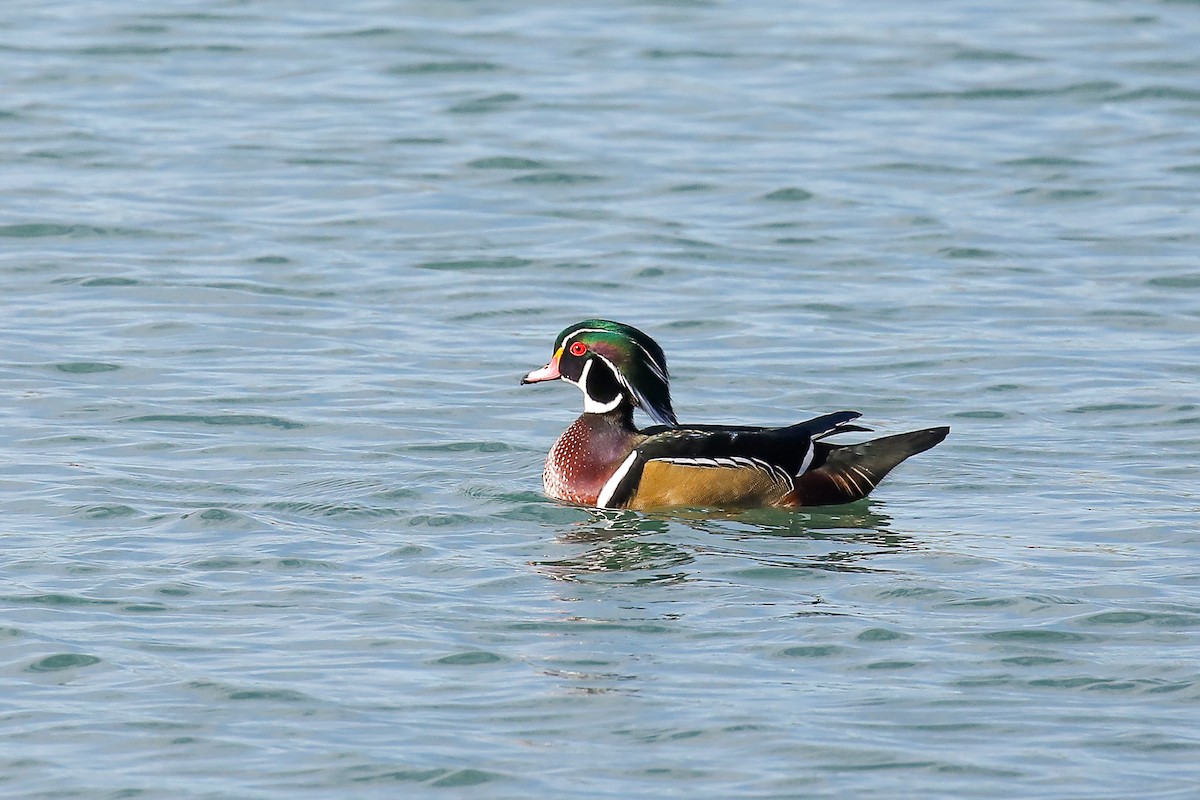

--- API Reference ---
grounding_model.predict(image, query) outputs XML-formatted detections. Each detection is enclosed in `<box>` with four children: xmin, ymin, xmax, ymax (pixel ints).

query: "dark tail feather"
<box><xmin>785</xmin><ymin>426</ymin><xmax>949</xmax><ymax>506</ymax></box>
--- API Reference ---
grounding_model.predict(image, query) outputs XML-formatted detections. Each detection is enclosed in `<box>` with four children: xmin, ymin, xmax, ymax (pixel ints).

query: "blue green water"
<box><xmin>3</xmin><ymin>1</ymin><xmax>1199</xmax><ymax>797</ymax></box>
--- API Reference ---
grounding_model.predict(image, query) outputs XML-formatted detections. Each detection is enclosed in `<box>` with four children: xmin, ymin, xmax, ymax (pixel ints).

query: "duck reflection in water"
<box><xmin>534</xmin><ymin>501</ymin><xmax>916</xmax><ymax>584</ymax></box>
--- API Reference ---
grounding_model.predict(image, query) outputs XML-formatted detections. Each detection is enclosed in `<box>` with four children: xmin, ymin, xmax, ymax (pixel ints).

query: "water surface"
<box><xmin>2</xmin><ymin>1</ymin><xmax>1199</xmax><ymax>797</ymax></box>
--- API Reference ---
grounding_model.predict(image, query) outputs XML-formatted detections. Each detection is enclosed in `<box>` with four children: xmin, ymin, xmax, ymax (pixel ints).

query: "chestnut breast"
<box><xmin>543</xmin><ymin>414</ymin><xmax>641</xmax><ymax>506</ymax></box>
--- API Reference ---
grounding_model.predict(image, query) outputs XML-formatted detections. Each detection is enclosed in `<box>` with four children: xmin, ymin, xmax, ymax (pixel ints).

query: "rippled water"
<box><xmin>3</xmin><ymin>1</ymin><xmax>1199</xmax><ymax>797</ymax></box>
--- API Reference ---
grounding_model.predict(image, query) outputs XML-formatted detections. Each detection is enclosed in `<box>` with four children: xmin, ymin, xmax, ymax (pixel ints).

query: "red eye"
<box><xmin>569</xmin><ymin>341</ymin><xmax>587</xmax><ymax>357</ymax></box>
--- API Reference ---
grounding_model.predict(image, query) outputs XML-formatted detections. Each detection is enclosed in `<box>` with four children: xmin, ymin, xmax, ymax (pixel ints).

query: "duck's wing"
<box><xmin>598</xmin><ymin>411</ymin><xmax>863</xmax><ymax>510</ymax></box>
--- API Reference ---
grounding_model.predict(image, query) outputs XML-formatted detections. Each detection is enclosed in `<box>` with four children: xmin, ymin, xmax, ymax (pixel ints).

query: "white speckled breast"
<box><xmin>541</xmin><ymin>414</ymin><xmax>637</xmax><ymax>506</ymax></box>
<box><xmin>543</xmin><ymin>423</ymin><xmax>600</xmax><ymax>505</ymax></box>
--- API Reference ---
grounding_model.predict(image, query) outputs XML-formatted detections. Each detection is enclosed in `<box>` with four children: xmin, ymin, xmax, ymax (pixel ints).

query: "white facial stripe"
<box><xmin>594</xmin><ymin>351</ymin><xmax>675</xmax><ymax>426</ymax></box>
<box><xmin>577</xmin><ymin>359</ymin><xmax>622</xmax><ymax>414</ymax></box>
<box><xmin>594</xmin><ymin>353</ymin><xmax>634</xmax><ymax>400</ymax></box>
<box><xmin>597</xmin><ymin>450</ymin><xmax>640</xmax><ymax>508</ymax></box>
<box><xmin>585</xmin><ymin>394</ymin><xmax>622</xmax><ymax>414</ymax></box>
<box><xmin>630</xmin><ymin>340</ymin><xmax>668</xmax><ymax>383</ymax></box>
<box><xmin>574</xmin><ymin>357</ymin><xmax>592</xmax><ymax>388</ymax></box>
<box><xmin>560</xmin><ymin>326</ymin><xmax>610</xmax><ymax>348</ymax></box>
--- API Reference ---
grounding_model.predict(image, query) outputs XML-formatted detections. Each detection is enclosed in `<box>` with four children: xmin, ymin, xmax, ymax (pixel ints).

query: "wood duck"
<box><xmin>521</xmin><ymin>319</ymin><xmax>949</xmax><ymax>510</ymax></box>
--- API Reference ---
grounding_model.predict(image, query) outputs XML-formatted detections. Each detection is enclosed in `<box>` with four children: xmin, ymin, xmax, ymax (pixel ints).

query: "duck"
<box><xmin>521</xmin><ymin>319</ymin><xmax>949</xmax><ymax>510</ymax></box>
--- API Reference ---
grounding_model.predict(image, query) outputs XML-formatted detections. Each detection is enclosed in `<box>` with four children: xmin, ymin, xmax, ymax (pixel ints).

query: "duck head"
<box><xmin>521</xmin><ymin>319</ymin><xmax>678</xmax><ymax>426</ymax></box>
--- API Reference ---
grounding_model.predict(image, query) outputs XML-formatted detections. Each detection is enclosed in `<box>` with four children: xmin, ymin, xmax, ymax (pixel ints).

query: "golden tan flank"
<box><xmin>628</xmin><ymin>461</ymin><xmax>793</xmax><ymax>510</ymax></box>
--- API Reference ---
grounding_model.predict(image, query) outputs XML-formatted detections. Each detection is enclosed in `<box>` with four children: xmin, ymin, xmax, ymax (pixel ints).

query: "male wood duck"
<box><xmin>521</xmin><ymin>319</ymin><xmax>949</xmax><ymax>510</ymax></box>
